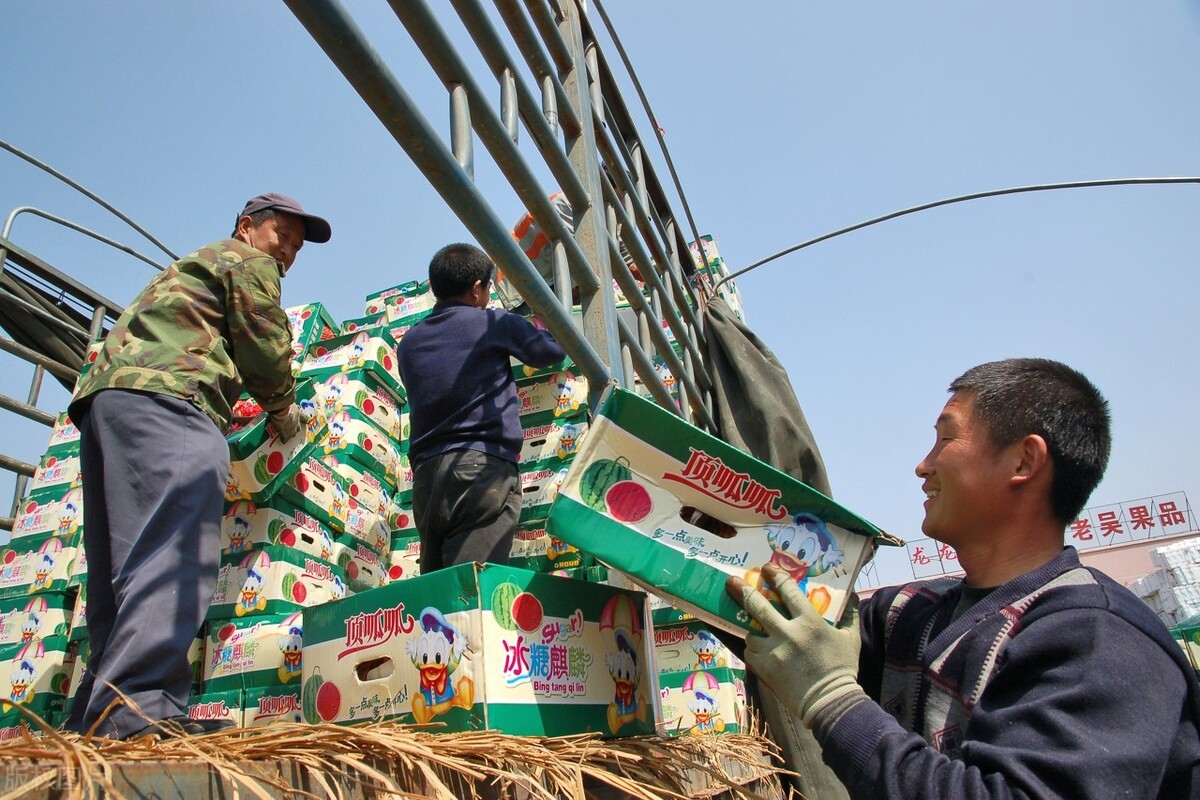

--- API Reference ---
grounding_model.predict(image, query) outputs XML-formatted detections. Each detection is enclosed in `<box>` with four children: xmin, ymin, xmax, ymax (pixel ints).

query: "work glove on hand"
<box><xmin>727</xmin><ymin>563</ymin><xmax>865</xmax><ymax>731</ymax></box>
<box><xmin>268</xmin><ymin>405</ymin><xmax>304</xmax><ymax>442</ymax></box>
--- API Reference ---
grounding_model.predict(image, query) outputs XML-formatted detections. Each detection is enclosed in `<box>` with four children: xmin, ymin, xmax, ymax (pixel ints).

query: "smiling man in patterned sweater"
<box><xmin>730</xmin><ymin>358</ymin><xmax>1200</xmax><ymax>798</ymax></box>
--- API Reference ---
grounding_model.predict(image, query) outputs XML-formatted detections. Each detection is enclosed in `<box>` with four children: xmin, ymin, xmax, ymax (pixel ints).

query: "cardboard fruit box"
<box><xmin>386</xmin><ymin>535</ymin><xmax>421</xmax><ymax>583</ymax></box>
<box><xmin>285</xmin><ymin>302</ymin><xmax>338</xmax><ymax>366</ymax></box>
<box><xmin>0</xmin><ymin>592</ymin><xmax>74</xmax><ymax>648</ymax></box>
<box><xmin>43</xmin><ymin>412</ymin><xmax>81</xmax><ymax>458</ymax></box>
<box><xmin>322</xmin><ymin>408</ymin><xmax>403</xmax><ymax>489</ymax></box>
<box><xmin>547</xmin><ymin>388</ymin><xmax>902</xmax><ymax>636</ymax></box>
<box><xmin>10</xmin><ymin>490</ymin><xmax>83</xmax><ymax>544</ymax></box>
<box><xmin>0</xmin><ymin>635</ymin><xmax>74</xmax><ymax>717</ymax></box>
<box><xmin>226</xmin><ymin>380</ymin><xmax>328</xmax><ymax>504</ymax></box>
<box><xmin>508</xmin><ymin>523</ymin><xmax>593</xmax><ymax>573</ymax></box>
<box><xmin>0</xmin><ymin>534</ymin><xmax>79</xmax><ymax>599</ymax></box>
<box><xmin>204</xmin><ymin>611</ymin><xmax>304</xmax><ymax>693</ymax></box>
<box><xmin>519</xmin><ymin>417</ymin><xmax>589</xmax><ymax>468</ymax></box>
<box><xmin>516</xmin><ymin>370</ymin><xmax>589</xmax><ymax>426</ymax></box>
<box><xmin>312</xmin><ymin>370</ymin><xmax>405</xmax><ymax>441</ymax></box>
<box><xmin>651</xmin><ymin>608</ymin><xmax>745</xmax><ymax>674</ymax></box>
<box><xmin>221</xmin><ymin>497</ymin><xmax>337</xmax><ymax>560</ymax></box>
<box><xmin>518</xmin><ymin>464</ymin><xmax>570</xmax><ymax>524</ymax></box>
<box><xmin>299</xmin><ymin>328</ymin><xmax>405</xmax><ymax>404</ymax></box>
<box><xmin>208</xmin><ymin>546</ymin><xmax>347</xmax><ymax>621</ymax></box>
<box><xmin>301</xmin><ymin>562</ymin><xmax>658</xmax><ymax>737</ymax></box>
<box><xmin>27</xmin><ymin>452</ymin><xmax>83</xmax><ymax>502</ymax></box>
<box><xmin>658</xmin><ymin>667</ymin><xmax>747</xmax><ymax>737</ymax></box>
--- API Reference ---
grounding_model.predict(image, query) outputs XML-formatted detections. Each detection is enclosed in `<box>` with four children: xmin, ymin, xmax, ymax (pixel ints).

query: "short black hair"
<box><xmin>950</xmin><ymin>358</ymin><xmax>1111</xmax><ymax>526</ymax></box>
<box><xmin>428</xmin><ymin>243</ymin><xmax>494</xmax><ymax>299</ymax></box>
<box><xmin>232</xmin><ymin>208</ymin><xmax>276</xmax><ymax>237</ymax></box>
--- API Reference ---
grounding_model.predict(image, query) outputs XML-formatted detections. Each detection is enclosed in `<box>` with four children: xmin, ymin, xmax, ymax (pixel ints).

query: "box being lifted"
<box><xmin>547</xmin><ymin>388</ymin><xmax>902</xmax><ymax>636</ymax></box>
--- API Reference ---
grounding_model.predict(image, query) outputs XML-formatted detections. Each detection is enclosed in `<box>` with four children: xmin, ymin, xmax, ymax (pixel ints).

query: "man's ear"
<box><xmin>1010</xmin><ymin>433</ymin><xmax>1050</xmax><ymax>486</ymax></box>
<box><xmin>235</xmin><ymin>215</ymin><xmax>254</xmax><ymax>238</ymax></box>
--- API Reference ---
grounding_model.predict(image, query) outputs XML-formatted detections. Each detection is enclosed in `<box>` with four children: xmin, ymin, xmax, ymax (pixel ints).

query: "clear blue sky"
<box><xmin>2</xmin><ymin>2</ymin><xmax>1197</xmax><ymax>586</ymax></box>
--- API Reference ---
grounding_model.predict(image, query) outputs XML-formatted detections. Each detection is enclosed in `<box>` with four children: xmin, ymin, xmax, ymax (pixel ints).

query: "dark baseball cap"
<box><xmin>238</xmin><ymin>193</ymin><xmax>332</xmax><ymax>243</ymax></box>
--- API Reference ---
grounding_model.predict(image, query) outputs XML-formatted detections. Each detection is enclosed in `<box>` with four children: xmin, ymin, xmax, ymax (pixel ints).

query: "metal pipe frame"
<box><xmin>282</xmin><ymin>0</ymin><xmax>611</xmax><ymax>395</ymax></box>
<box><xmin>288</xmin><ymin>0</ymin><xmax>720</xmax><ymax>430</ymax></box>
<box><xmin>2</xmin><ymin>206</ymin><xmax>167</xmax><ymax>272</ymax></box>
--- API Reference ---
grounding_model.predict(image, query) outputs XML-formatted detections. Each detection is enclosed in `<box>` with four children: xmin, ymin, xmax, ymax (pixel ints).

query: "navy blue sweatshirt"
<box><xmin>822</xmin><ymin>547</ymin><xmax>1200</xmax><ymax>799</ymax></box>
<box><xmin>396</xmin><ymin>301</ymin><xmax>566</xmax><ymax>464</ymax></box>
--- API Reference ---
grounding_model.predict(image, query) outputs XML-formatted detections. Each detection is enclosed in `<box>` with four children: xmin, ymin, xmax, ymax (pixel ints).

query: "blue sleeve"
<box><xmin>823</xmin><ymin>609</ymin><xmax>1193</xmax><ymax>799</ymax></box>
<box><xmin>502</xmin><ymin>312</ymin><xmax>566</xmax><ymax>368</ymax></box>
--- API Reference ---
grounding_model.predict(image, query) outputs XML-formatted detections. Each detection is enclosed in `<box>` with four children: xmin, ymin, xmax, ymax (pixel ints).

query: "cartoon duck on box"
<box><xmin>406</xmin><ymin>607</ymin><xmax>473</xmax><ymax>724</ymax></box>
<box><xmin>684</xmin><ymin>671</ymin><xmax>725</xmax><ymax>736</ymax></box>
<box><xmin>277</xmin><ymin>621</ymin><xmax>303</xmax><ymax>684</ymax></box>
<box><xmin>237</xmin><ymin>565</ymin><xmax>269</xmax><ymax>617</ymax></box>
<box><xmin>744</xmin><ymin>512</ymin><xmax>844</xmax><ymax>614</ymax></box>
<box><xmin>691</xmin><ymin>629</ymin><xmax>727</xmax><ymax>670</ymax></box>
<box><xmin>557</xmin><ymin>422</ymin><xmax>584</xmax><ymax>459</ymax></box>
<box><xmin>600</xmin><ymin>593</ymin><xmax>647</xmax><ymax>734</ymax></box>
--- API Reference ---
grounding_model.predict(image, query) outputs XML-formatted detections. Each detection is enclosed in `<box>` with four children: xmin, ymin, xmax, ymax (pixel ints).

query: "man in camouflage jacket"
<box><xmin>64</xmin><ymin>193</ymin><xmax>331</xmax><ymax>739</ymax></box>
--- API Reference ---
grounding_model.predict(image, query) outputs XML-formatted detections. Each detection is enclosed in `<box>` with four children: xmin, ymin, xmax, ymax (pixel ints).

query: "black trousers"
<box><xmin>411</xmin><ymin>449</ymin><xmax>520</xmax><ymax>574</ymax></box>
<box><xmin>65</xmin><ymin>389</ymin><xmax>227</xmax><ymax>738</ymax></box>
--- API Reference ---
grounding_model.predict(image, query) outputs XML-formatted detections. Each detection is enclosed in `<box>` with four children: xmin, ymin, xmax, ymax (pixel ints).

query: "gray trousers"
<box><xmin>411</xmin><ymin>448</ymin><xmax>520</xmax><ymax>574</ymax></box>
<box><xmin>64</xmin><ymin>389</ymin><xmax>227</xmax><ymax>738</ymax></box>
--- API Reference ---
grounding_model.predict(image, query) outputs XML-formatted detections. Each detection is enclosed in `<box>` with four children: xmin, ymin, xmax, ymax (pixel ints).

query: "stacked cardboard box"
<box><xmin>1130</xmin><ymin>537</ymin><xmax>1200</xmax><ymax>628</ymax></box>
<box><xmin>651</xmin><ymin>607</ymin><xmax>748</xmax><ymax>737</ymax></box>
<box><xmin>1</xmin><ymin>413</ymin><xmax>86</xmax><ymax>734</ymax></box>
<box><xmin>300</xmin><ymin>561</ymin><xmax>657</xmax><ymax>736</ymax></box>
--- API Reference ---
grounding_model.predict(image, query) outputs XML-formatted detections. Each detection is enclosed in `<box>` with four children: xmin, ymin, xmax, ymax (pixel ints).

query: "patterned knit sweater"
<box><xmin>821</xmin><ymin>547</ymin><xmax>1200</xmax><ymax>799</ymax></box>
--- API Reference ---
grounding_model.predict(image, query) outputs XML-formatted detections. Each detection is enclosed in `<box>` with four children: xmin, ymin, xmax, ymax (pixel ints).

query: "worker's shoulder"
<box><xmin>183</xmin><ymin>238</ymin><xmax>276</xmax><ymax>271</ymax></box>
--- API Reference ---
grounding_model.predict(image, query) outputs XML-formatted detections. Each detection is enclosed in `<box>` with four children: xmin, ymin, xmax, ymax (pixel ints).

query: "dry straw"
<box><xmin>0</xmin><ymin>702</ymin><xmax>790</xmax><ymax>800</ymax></box>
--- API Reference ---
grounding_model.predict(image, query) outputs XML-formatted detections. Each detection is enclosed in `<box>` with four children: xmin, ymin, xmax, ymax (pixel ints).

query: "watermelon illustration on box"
<box><xmin>658</xmin><ymin>667</ymin><xmax>747</xmax><ymax>737</ymax></box>
<box><xmin>547</xmin><ymin>388</ymin><xmax>903</xmax><ymax>636</ymax></box>
<box><xmin>301</xmin><ymin>562</ymin><xmax>657</xmax><ymax>737</ymax></box>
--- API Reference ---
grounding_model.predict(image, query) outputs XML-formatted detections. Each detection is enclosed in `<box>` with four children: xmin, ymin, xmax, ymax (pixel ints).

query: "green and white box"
<box><xmin>43</xmin><ymin>412</ymin><xmax>81</xmax><ymax>458</ymax></box>
<box><xmin>209</xmin><ymin>546</ymin><xmax>347</xmax><ymax>621</ymax></box>
<box><xmin>0</xmin><ymin>592</ymin><xmax>74</xmax><ymax>647</ymax></box>
<box><xmin>225</xmin><ymin>380</ymin><xmax>328</xmax><ymax>504</ymax></box>
<box><xmin>518</xmin><ymin>464</ymin><xmax>570</xmax><ymax>524</ymax></box>
<box><xmin>548</xmin><ymin>388</ymin><xmax>901</xmax><ymax>636</ymax></box>
<box><xmin>285</xmin><ymin>302</ymin><xmax>338</xmax><ymax>366</ymax></box>
<box><xmin>312</xmin><ymin>370</ymin><xmax>405</xmax><ymax>441</ymax></box>
<box><xmin>186</xmin><ymin>688</ymin><xmax>244</xmax><ymax>728</ymax></box>
<box><xmin>657</xmin><ymin>667</ymin><xmax>747</xmax><ymax>737</ymax></box>
<box><xmin>10</xmin><ymin>490</ymin><xmax>83</xmax><ymax>544</ymax></box>
<box><xmin>651</xmin><ymin>609</ymin><xmax>745</xmax><ymax>674</ymax></box>
<box><xmin>0</xmin><ymin>534</ymin><xmax>79</xmax><ymax>599</ymax></box>
<box><xmin>221</xmin><ymin>497</ymin><xmax>336</xmax><ymax>560</ymax></box>
<box><xmin>300</xmin><ymin>328</ymin><xmax>405</xmax><ymax>403</ymax></box>
<box><xmin>519</xmin><ymin>417</ymin><xmax>588</xmax><ymax>468</ymax></box>
<box><xmin>204</xmin><ymin>611</ymin><xmax>304</xmax><ymax>693</ymax></box>
<box><xmin>516</xmin><ymin>370</ymin><xmax>588</xmax><ymax>425</ymax></box>
<box><xmin>301</xmin><ymin>562</ymin><xmax>657</xmax><ymax>737</ymax></box>
<box><xmin>27</xmin><ymin>452</ymin><xmax>82</xmax><ymax>502</ymax></box>
<box><xmin>244</xmin><ymin>684</ymin><xmax>304</xmax><ymax>728</ymax></box>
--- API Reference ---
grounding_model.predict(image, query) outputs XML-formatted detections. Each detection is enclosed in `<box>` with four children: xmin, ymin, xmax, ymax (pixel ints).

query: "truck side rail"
<box><xmin>284</xmin><ymin>0</ymin><xmax>717</xmax><ymax>431</ymax></box>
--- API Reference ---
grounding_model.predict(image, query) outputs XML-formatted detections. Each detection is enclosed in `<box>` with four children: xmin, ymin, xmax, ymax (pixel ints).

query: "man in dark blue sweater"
<box><xmin>729</xmin><ymin>358</ymin><xmax>1200</xmax><ymax>798</ymax></box>
<box><xmin>397</xmin><ymin>243</ymin><xmax>566</xmax><ymax>574</ymax></box>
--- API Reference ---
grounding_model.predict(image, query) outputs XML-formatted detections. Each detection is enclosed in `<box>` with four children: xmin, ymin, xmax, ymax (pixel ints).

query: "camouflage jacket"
<box><xmin>69</xmin><ymin>238</ymin><xmax>295</xmax><ymax>433</ymax></box>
